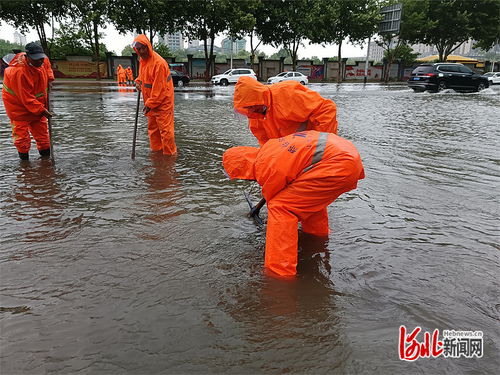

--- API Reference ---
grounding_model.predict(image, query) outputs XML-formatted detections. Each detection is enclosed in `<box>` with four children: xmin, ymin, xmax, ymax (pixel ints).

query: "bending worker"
<box><xmin>223</xmin><ymin>130</ymin><xmax>365</xmax><ymax>277</ymax></box>
<box><xmin>234</xmin><ymin>76</ymin><xmax>338</xmax><ymax>146</ymax></box>
<box><xmin>2</xmin><ymin>42</ymin><xmax>53</xmax><ymax>160</ymax></box>
<box><xmin>132</xmin><ymin>34</ymin><xmax>176</xmax><ymax>155</ymax></box>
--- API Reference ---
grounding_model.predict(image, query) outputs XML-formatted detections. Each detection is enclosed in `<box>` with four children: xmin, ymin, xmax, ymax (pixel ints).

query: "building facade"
<box><xmin>158</xmin><ymin>32</ymin><xmax>184</xmax><ymax>51</ymax></box>
<box><xmin>221</xmin><ymin>38</ymin><xmax>246</xmax><ymax>55</ymax></box>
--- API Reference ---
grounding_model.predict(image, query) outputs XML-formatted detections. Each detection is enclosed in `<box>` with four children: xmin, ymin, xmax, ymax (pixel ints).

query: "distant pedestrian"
<box><xmin>1</xmin><ymin>42</ymin><xmax>53</xmax><ymax>160</ymax></box>
<box><xmin>125</xmin><ymin>66</ymin><xmax>134</xmax><ymax>86</ymax></box>
<box><xmin>132</xmin><ymin>34</ymin><xmax>176</xmax><ymax>155</ymax></box>
<box><xmin>116</xmin><ymin>64</ymin><xmax>127</xmax><ymax>86</ymax></box>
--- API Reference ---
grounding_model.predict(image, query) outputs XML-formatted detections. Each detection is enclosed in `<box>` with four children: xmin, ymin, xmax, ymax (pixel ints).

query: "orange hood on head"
<box><xmin>234</xmin><ymin>76</ymin><xmax>271</xmax><ymax>112</ymax></box>
<box><xmin>8</xmin><ymin>52</ymin><xmax>28</xmax><ymax>68</ymax></box>
<box><xmin>133</xmin><ymin>34</ymin><xmax>154</xmax><ymax>61</ymax></box>
<box><xmin>223</xmin><ymin>146</ymin><xmax>259</xmax><ymax>180</ymax></box>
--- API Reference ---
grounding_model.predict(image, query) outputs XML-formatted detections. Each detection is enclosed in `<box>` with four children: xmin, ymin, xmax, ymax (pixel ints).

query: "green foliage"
<box><xmin>108</xmin><ymin>0</ymin><xmax>183</xmax><ymax>42</ymax></box>
<box><xmin>0</xmin><ymin>39</ymin><xmax>23</xmax><ymax>57</ymax></box>
<box><xmin>384</xmin><ymin>44</ymin><xmax>418</xmax><ymax>66</ymax></box>
<box><xmin>400</xmin><ymin>0</ymin><xmax>500</xmax><ymax>61</ymax></box>
<box><xmin>49</xmin><ymin>23</ymin><xmax>93</xmax><ymax>59</ymax></box>
<box><xmin>0</xmin><ymin>0</ymin><xmax>69</xmax><ymax>57</ymax></box>
<box><xmin>153</xmin><ymin>42</ymin><xmax>172</xmax><ymax>59</ymax></box>
<box><xmin>121</xmin><ymin>45</ymin><xmax>134</xmax><ymax>56</ymax></box>
<box><xmin>256</xmin><ymin>0</ymin><xmax>315</xmax><ymax>69</ymax></box>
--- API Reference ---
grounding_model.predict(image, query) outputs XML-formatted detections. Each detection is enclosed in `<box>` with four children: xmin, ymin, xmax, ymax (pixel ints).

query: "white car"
<box><xmin>482</xmin><ymin>71</ymin><xmax>500</xmax><ymax>85</ymax></box>
<box><xmin>211</xmin><ymin>68</ymin><xmax>257</xmax><ymax>86</ymax></box>
<box><xmin>267</xmin><ymin>71</ymin><xmax>309</xmax><ymax>85</ymax></box>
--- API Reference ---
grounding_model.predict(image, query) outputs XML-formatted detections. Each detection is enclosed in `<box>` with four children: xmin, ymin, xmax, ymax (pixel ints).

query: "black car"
<box><xmin>171</xmin><ymin>69</ymin><xmax>190</xmax><ymax>87</ymax></box>
<box><xmin>408</xmin><ymin>63</ymin><xmax>489</xmax><ymax>92</ymax></box>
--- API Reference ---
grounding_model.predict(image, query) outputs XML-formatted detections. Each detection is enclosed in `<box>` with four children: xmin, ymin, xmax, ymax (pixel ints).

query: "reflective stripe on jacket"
<box><xmin>1</xmin><ymin>53</ymin><xmax>48</xmax><ymax>121</ymax></box>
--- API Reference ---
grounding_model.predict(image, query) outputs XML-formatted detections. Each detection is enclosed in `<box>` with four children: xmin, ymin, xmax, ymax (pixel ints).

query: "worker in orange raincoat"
<box><xmin>125</xmin><ymin>66</ymin><xmax>134</xmax><ymax>85</ymax></box>
<box><xmin>234</xmin><ymin>76</ymin><xmax>338</xmax><ymax>146</ymax></box>
<box><xmin>2</xmin><ymin>42</ymin><xmax>53</xmax><ymax>160</ymax></box>
<box><xmin>116</xmin><ymin>64</ymin><xmax>127</xmax><ymax>85</ymax></box>
<box><xmin>223</xmin><ymin>130</ymin><xmax>364</xmax><ymax>277</ymax></box>
<box><xmin>132</xmin><ymin>34</ymin><xmax>176</xmax><ymax>155</ymax></box>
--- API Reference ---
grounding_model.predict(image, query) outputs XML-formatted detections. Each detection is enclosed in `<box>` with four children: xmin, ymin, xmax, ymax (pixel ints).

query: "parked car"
<box><xmin>170</xmin><ymin>69</ymin><xmax>190</xmax><ymax>87</ymax></box>
<box><xmin>407</xmin><ymin>63</ymin><xmax>489</xmax><ymax>92</ymax></box>
<box><xmin>267</xmin><ymin>71</ymin><xmax>309</xmax><ymax>85</ymax></box>
<box><xmin>210</xmin><ymin>68</ymin><xmax>257</xmax><ymax>86</ymax></box>
<box><xmin>482</xmin><ymin>71</ymin><xmax>500</xmax><ymax>85</ymax></box>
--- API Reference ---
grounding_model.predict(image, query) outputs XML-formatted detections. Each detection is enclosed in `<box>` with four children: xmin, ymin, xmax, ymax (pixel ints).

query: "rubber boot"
<box><xmin>39</xmin><ymin>148</ymin><xmax>50</xmax><ymax>159</ymax></box>
<box><xmin>18</xmin><ymin>152</ymin><xmax>29</xmax><ymax>160</ymax></box>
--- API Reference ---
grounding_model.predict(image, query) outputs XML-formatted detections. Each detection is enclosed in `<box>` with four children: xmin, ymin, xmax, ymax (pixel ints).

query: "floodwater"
<box><xmin>0</xmin><ymin>81</ymin><xmax>499</xmax><ymax>374</ymax></box>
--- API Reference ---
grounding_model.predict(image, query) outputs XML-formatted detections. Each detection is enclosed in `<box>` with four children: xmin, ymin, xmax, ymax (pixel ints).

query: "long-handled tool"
<box><xmin>47</xmin><ymin>87</ymin><xmax>55</xmax><ymax>164</ymax></box>
<box><xmin>131</xmin><ymin>88</ymin><xmax>141</xmax><ymax>159</ymax></box>
<box><xmin>243</xmin><ymin>191</ymin><xmax>265</xmax><ymax>226</ymax></box>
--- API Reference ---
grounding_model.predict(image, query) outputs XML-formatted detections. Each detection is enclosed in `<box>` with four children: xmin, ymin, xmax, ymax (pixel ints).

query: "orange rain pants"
<box><xmin>2</xmin><ymin>53</ymin><xmax>50</xmax><ymax>153</ymax></box>
<box><xmin>133</xmin><ymin>34</ymin><xmax>176</xmax><ymax>155</ymax></box>
<box><xmin>223</xmin><ymin>131</ymin><xmax>365</xmax><ymax>277</ymax></box>
<box><xmin>234</xmin><ymin>76</ymin><xmax>338</xmax><ymax>146</ymax></box>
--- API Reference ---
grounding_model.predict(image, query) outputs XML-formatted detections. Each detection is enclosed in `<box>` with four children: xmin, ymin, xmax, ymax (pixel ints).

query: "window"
<box><xmin>294</xmin><ymin>73</ymin><xmax>302</xmax><ymax>77</ymax></box>
<box><xmin>459</xmin><ymin>65</ymin><xmax>473</xmax><ymax>74</ymax></box>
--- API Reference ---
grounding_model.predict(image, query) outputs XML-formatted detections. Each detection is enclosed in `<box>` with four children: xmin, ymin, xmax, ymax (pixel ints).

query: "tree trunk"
<box><xmin>93</xmin><ymin>20</ymin><xmax>101</xmax><ymax>81</ymax></box>
<box><xmin>35</xmin><ymin>22</ymin><xmax>50</xmax><ymax>58</ymax></box>
<box><xmin>337</xmin><ymin>41</ymin><xmax>343</xmax><ymax>83</ymax></box>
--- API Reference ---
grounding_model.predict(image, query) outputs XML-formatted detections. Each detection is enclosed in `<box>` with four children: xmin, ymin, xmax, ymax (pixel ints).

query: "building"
<box><xmin>13</xmin><ymin>31</ymin><xmax>26</xmax><ymax>46</ymax></box>
<box><xmin>221</xmin><ymin>38</ymin><xmax>246</xmax><ymax>55</ymax></box>
<box><xmin>368</xmin><ymin>42</ymin><xmax>386</xmax><ymax>62</ymax></box>
<box><xmin>158</xmin><ymin>32</ymin><xmax>184</xmax><ymax>51</ymax></box>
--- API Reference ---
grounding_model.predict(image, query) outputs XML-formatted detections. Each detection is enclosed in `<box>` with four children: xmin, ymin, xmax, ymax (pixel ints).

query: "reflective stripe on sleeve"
<box><xmin>2</xmin><ymin>83</ymin><xmax>15</xmax><ymax>96</ymax></box>
<box><xmin>35</xmin><ymin>91</ymin><xmax>45</xmax><ymax>98</ymax></box>
<box><xmin>167</xmin><ymin>75</ymin><xmax>171</xmax><ymax>82</ymax></box>
<box><xmin>143</xmin><ymin>83</ymin><xmax>152</xmax><ymax>88</ymax></box>
<box><xmin>302</xmin><ymin>132</ymin><xmax>329</xmax><ymax>174</ymax></box>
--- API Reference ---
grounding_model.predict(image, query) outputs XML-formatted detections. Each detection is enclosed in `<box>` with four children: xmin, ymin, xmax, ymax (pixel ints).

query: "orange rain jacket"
<box><xmin>125</xmin><ymin>66</ymin><xmax>133</xmax><ymax>80</ymax></box>
<box><xmin>2</xmin><ymin>52</ymin><xmax>48</xmax><ymax>121</ymax></box>
<box><xmin>234</xmin><ymin>76</ymin><xmax>338</xmax><ymax>146</ymax></box>
<box><xmin>223</xmin><ymin>130</ymin><xmax>364</xmax><ymax>276</ymax></box>
<box><xmin>133</xmin><ymin>34</ymin><xmax>174</xmax><ymax>111</ymax></box>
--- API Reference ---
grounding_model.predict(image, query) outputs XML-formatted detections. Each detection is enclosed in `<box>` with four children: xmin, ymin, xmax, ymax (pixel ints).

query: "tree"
<box><xmin>182</xmin><ymin>0</ymin><xmax>234</xmax><ymax>80</ymax></box>
<box><xmin>0</xmin><ymin>39</ymin><xmax>23</xmax><ymax>57</ymax></box>
<box><xmin>108</xmin><ymin>0</ymin><xmax>182</xmax><ymax>43</ymax></box>
<box><xmin>69</xmin><ymin>0</ymin><xmax>109</xmax><ymax>80</ymax></box>
<box><xmin>0</xmin><ymin>0</ymin><xmax>68</xmax><ymax>57</ymax></box>
<box><xmin>310</xmin><ymin>0</ymin><xmax>380</xmax><ymax>82</ymax></box>
<box><xmin>49</xmin><ymin>23</ymin><xmax>95</xmax><ymax>59</ymax></box>
<box><xmin>153</xmin><ymin>42</ymin><xmax>172</xmax><ymax>59</ymax></box>
<box><xmin>401</xmin><ymin>0</ymin><xmax>500</xmax><ymax>62</ymax></box>
<box><xmin>256</xmin><ymin>0</ymin><xmax>315</xmax><ymax>70</ymax></box>
<box><xmin>225</xmin><ymin>0</ymin><xmax>264</xmax><ymax>73</ymax></box>
<box><xmin>121</xmin><ymin>45</ymin><xmax>134</xmax><ymax>56</ymax></box>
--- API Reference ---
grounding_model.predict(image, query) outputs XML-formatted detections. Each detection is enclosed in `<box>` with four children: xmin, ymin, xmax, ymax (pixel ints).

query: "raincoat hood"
<box><xmin>234</xmin><ymin>76</ymin><xmax>271</xmax><ymax>114</ymax></box>
<box><xmin>9</xmin><ymin>52</ymin><xmax>28</xmax><ymax>68</ymax></box>
<box><xmin>223</xmin><ymin>146</ymin><xmax>259</xmax><ymax>180</ymax></box>
<box><xmin>133</xmin><ymin>34</ymin><xmax>154</xmax><ymax>61</ymax></box>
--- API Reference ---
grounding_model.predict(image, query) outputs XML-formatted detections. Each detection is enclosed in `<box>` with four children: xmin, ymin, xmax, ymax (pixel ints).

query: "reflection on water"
<box><xmin>0</xmin><ymin>81</ymin><xmax>499</xmax><ymax>373</ymax></box>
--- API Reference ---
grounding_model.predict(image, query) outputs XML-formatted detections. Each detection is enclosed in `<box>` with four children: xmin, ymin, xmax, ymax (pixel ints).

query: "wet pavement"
<box><xmin>0</xmin><ymin>81</ymin><xmax>499</xmax><ymax>374</ymax></box>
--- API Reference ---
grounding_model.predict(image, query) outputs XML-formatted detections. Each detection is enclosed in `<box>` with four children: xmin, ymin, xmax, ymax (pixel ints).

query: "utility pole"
<box><xmin>230</xmin><ymin>38</ymin><xmax>234</xmax><ymax>69</ymax></box>
<box><xmin>364</xmin><ymin>37</ymin><xmax>371</xmax><ymax>84</ymax></box>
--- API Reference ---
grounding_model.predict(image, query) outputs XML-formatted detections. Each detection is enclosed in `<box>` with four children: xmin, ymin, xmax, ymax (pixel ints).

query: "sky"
<box><xmin>0</xmin><ymin>21</ymin><xmax>368</xmax><ymax>59</ymax></box>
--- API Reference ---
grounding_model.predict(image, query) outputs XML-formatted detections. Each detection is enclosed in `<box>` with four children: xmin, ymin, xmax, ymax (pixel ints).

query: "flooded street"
<box><xmin>1</xmin><ymin>81</ymin><xmax>499</xmax><ymax>374</ymax></box>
